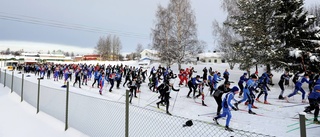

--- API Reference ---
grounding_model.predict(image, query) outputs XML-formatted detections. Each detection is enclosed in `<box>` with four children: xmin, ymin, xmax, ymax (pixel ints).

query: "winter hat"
<box><xmin>244</xmin><ymin>72</ymin><xmax>247</xmax><ymax>75</ymax></box>
<box><xmin>250</xmin><ymin>74</ymin><xmax>257</xmax><ymax>79</ymax></box>
<box><xmin>231</xmin><ymin>86</ymin><xmax>239</xmax><ymax>92</ymax></box>
<box><xmin>183</xmin><ymin>120</ymin><xmax>193</xmax><ymax>127</ymax></box>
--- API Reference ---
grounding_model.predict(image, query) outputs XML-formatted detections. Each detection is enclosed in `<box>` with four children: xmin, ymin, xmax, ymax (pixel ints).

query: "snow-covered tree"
<box><xmin>273</xmin><ymin>0</ymin><xmax>320</xmax><ymax>72</ymax></box>
<box><xmin>223</xmin><ymin>0</ymin><xmax>281</xmax><ymax>72</ymax></box>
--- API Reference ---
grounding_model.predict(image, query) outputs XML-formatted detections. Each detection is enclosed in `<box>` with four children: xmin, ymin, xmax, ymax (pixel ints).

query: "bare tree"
<box><xmin>5</xmin><ymin>48</ymin><xmax>10</xmax><ymax>55</ymax></box>
<box><xmin>152</xmin><ymin>0</ymin><xmax>200</xmax><ymax>70</ymax></box>
<box><xmin>152</xmin><ymin>5</ymin><xmax>173</xmax><ymax>65</ymax></box>
<box><xmin>112</xmin><ymin>35</ymin><xmax>122</xmax><ymax>61</ymax></box>
<box><xmin>213</xmin><ymin>20</ymin><xmax>241</xmax><ymax>70</ymax></box>
<box><xmin>136</xmin><ymin>43</ymin><xmax>144</xmax><ymax>60</ymax></box>
<box><xmin>95</xmin><ymin>35</ymin><xmax>112</xmax><ymax>60</ymax></box>
<box><xmin>213</xmin><ymin>0</ymin><xmax>241</xmax><ymax>70</ymax></box>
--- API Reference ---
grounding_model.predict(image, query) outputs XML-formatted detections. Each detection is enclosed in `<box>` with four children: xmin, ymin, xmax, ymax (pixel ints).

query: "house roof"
<box><xmin>197</xmin><ymin>52</ymin><xmax>222</xmax><ymax>58</ymax></box>
<box><xmin>142</xmin><ymin>49</ymin><xmax>158</xmax><ymax>54</ymax></box>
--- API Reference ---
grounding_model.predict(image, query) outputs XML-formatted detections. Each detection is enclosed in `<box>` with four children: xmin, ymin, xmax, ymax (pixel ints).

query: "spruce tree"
<box><xmin>273</xmin><ymin>0</ymin><xmax>320</xmax><ymax>72</ymax></box>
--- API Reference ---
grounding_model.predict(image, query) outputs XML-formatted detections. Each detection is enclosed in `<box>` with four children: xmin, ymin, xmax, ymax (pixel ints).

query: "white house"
<box><xmin>139</xmin><ymin>49</ymin><xmax>159</xmax><ymax>62</ymax></box>
<box><xmin>197</xmin><ymin>52</ymin><xmax>225</xmax><ymax>64</ymax></box>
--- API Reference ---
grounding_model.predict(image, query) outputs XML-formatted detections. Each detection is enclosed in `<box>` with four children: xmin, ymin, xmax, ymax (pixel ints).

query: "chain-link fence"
<box><xmin>0</xmin><ymin>70</ymin><xmax>275</xmax><ymax>137</ymax></box>
<box><xmin>129</xmin><ymin>103</ymin><xmax>273</xmax><ymax>137</ymax></box>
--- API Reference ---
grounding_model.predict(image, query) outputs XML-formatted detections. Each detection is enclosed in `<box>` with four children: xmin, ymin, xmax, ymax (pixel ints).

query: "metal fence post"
<box><xmin>11</xmin><ymin>71</ymin><xmax>14</xmax><ymax>93</ymax></box>
<box><xmin>37</xmin><ymin>78</ymin><xmax>40</xmax><ymax>114</ymax></box>
<box><xmin>4</xmin><ymin>69</ymin><xmax>6</xmax><ymax>87</ymax></box>
<box><xmin>299</xmin><ymin>112</ymin><xmax>307</xmax><ymax>137</ymax></box>
<box><xmin>21</xmin><ymin>74</ymin><xmax>24</xmax><ymax>102</ymax></box>
<box><xmin>65</xmin><ymin>82</ymin><xmax>69</xmax><ymax>131</ymax></box>
<box><xmin>125</xmin><ymin>89</ymin><xmax>129</xmax><ymax>137</ymax></box>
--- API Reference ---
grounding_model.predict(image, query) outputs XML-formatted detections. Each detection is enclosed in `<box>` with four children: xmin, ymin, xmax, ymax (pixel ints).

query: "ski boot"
<box><xmin>248</xmin><ymin>110</ymin><xmax>256</xmax><ymax>115</ymax></box>
<box><xmin>225</xmin><ymin>126</ymin><xmax>234</xmax><ymax>132</ymax></box>
<box><xmin>278</xmin><ymin>95</ymin><xmax>284</xmax><ymax>100</ymax></box>
<box><xmin>234</xmin><ymin>102</ymin><xmax>239</xmax><ymax>110</ymax></box>
<box><xmin>202</xmin><ymin>101</ymin><xmax>207</xmax><ymax>106</ymax></box>
<box><xmin>213</xmin><ymin>117</ymin><xmax>219</xmax><ymax>125</ymax></box>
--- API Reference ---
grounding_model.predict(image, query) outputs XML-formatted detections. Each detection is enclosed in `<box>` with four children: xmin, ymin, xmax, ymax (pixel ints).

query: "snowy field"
<box><xmin>0</xmin><ymin>61</ymin><xmax>319</xmax><ymax>137</ymax></box>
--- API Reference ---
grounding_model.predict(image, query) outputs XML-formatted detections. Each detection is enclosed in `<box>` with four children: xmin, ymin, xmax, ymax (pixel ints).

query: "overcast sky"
<box><xmin>0</xmin><ymin>0</ymin><xmax>319</xmax><ymax>55</ymax></box>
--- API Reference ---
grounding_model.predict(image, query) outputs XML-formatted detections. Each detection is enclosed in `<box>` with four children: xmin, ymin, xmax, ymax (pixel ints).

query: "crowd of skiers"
<box><xmin>14</xmin><ymin>63</ymin><xmax>320</xmax><ymax>131</ymax></box>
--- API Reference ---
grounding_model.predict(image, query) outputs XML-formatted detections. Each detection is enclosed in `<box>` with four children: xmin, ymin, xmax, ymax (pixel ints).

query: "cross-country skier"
<box><xmin>213</xmin><ymin>82</ymin><xmax>231</xmax><ymax>116</ymax></box>
<box><xmin>156</xmin><ymin>80</ymin><xmax>180</xmax><ymax>115</ymax></box>
<box><xmin>223</xmin><ymin>69</ymin><xmax>230</xmax><ymax>84</ymax></box>
<box><xmin>82</xmin><ymin>69</ymin><xmax>88</xmax><ymax>86</ymax></box>
<box><xmin>238</xmin><ymin>72</ymin><xmax>249</xmax><ymax>98</ymax></box>
<box><xmin>187</xmin><ymin>75</ymin><xmax>201</xmax><ymax>98</ymax></box>
<box><xmin>73</xmin><ymin>67</ymin><xmax>82</xmax><ymax>88</ymax></box>
<box><xmin>108</xmin><ymin>71</ymin><xmax>116</xmax><ymax>92</ymax></box>
<box><xmin>195</xmin><ymin>81</ymin><xmax>207</xmax><ymax>106</ymax></box>
<box><xmin>256</xmin><ymin>72</ymin><xmax>273</xmax><ymax>104</ymax></box>
<box><xmin>304</xmin><ymin>84</ymin><xmax>320</xmax><ymax>124</ymax></box>
<box><xmin>202</xmin><ymin>67</ymin><xmax>208</xmax><ymax>83</ymax></box>
<box><xmin>285</xmin><ymin>73</ymin><xmax>311</xmax><ymax>103</ymax></box>
<box><xmin>98</xmin><ymin>73</ymin><xmax>108</xmax><ymax>95</ymax></box>
<box><xmin>53</xmin><ymin>67</ymin><xmax>59</xmax><ymax>81</ymax></box>
<box><xmin>234</xmin><ymin>74</ymin><xmax>258</xmax><ymax>114</ymax></box>
<box><xmin>278</xmin><ymin>72</ymin><xmax>291</xmax><ymax>99</ymax></box>
<box><xmin>127</xmin><ymin>77</ymin><xmax>138</xmax><ymax>103</ymax></box>
<box><xmin>213</xmin><ymin>86</ymin><xmax>239</xmax><ymax>132</ymax></box>
<box><xmin>92</xmin><ymin>69</ymin><xmax>102</xmax><ymax>88</ymax></box>
<box><xmin>178</xmin><ymin>69</ymin><xmax>188</xmax><ymax>87</ymax></box>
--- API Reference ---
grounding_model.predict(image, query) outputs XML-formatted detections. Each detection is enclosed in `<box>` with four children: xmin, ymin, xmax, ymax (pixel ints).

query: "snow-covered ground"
<box><xmin>0</xmin><ymin>62</ymin><xmax>319</xmax><ymax>137</ymax></box>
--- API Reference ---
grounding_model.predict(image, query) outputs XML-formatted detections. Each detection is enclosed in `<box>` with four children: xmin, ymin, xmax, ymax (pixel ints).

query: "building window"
<box><xmin>146</xmin><ymin>53</ymin><xmax>148</xmax><ymax>56</ymax></box>
<box><xmin>209</xmin><ymin>59</ymin><xmax>211</xmax><ymax>63</ymax></box>
<box><xmin>214</xmin><ymin>59</ymin><xmax>217</xmax><ymax>63</ymax></box>
<box><xmin>222</xmin><ymin>59</ymin><xmax>226</xmax><ymax>63</ymax></box>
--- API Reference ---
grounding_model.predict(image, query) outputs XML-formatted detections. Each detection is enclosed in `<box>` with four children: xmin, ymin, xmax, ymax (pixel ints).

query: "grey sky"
<box><xmin>0</xmin><ymin>0</ymin><xmax>318</xmax><ymax>55</ymax></box>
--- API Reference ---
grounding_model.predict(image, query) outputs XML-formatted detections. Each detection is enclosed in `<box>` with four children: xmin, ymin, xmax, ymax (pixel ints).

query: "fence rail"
<box><xmin>0</xmin><ymin>69</ymin><xmax>275</xmax><ymax>137</ymax></box>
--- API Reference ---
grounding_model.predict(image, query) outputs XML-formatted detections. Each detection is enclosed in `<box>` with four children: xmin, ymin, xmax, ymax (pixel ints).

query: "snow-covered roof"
<box><xmin>142</xmin><ymin>49</ymin><xmax>158</xmax><ymax>54</ymax></box>
<box><xmin>197</xmin><ymin>52</ymin><xmax>222</xmax><ymax>58</ymax></box>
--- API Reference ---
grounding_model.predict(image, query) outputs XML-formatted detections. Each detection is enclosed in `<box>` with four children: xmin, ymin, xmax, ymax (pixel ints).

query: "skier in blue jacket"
<box><xmin>304</xmin><ymin>84</ymin><xmax>320</xmax><ymax>124</ymax></box>
<box><xmin>238</xmin><ymin>72</ymin><xmax>249</xmax><ymax>98</ymax></box>
<box><xmin>235</xmin><ymin>74</ymin><xmax>258</xmax><ymax>114</ymax></box>
<box><xmin>213</xmin><ymin>86</ymin><xmax>239</xmax><ymax>132</ymax></box>
<box><xmin>187</xmin><ymin>75</ymin><xmax>201</xmax><ymax>98</ymax></box>
<box><xmin>256</xmin><ymin>72</ymin><xmax>273</xmax><ymax>104</ymax></box>
<box><xmin>285</xmin><ymin>73</ymin><xmax>311</xmax><ymax>103</ymax></box>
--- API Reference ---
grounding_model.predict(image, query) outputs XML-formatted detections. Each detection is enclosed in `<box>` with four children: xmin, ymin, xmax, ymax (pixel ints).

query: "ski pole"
<box><xmin>117</xmin><ymin>91</ymin><xmax>127</xmax><ymax>102</ymax></box>
<box><xmin>144</xmin><ymin>98</ymin><xmax>159</xmax><ymax>108</ymax></box>
<box><xmin>147</xmin><ymin>92</ymin><xmax>158</xmax><ymax>102</ymax></box>
<box><xmin>206</xmin><ymin>87</ymin><xmax>211</xmax><ymax>96</ymax></box>
<box><xmin>171</xmin><ymin>89</ymin><xmax>179</xmax><ymax>112</ymax></box>
<box><xmin>198</xmin><ymin>112</ymin><xmax>216</xmax><ymax>116</ymax></box>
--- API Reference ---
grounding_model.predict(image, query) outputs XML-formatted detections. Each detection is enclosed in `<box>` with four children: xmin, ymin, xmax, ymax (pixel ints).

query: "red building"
<box><xmin>83</xmin><ymin>55</ymin><xmax>100</xmax><ymax>61</ymax></box>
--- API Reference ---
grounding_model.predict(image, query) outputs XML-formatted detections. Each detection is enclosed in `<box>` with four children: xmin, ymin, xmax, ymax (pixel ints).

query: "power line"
<box><xmin>0</xmin><ymin>12</ymin><xmax>150</xmax><ymax>39</ymax></box>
